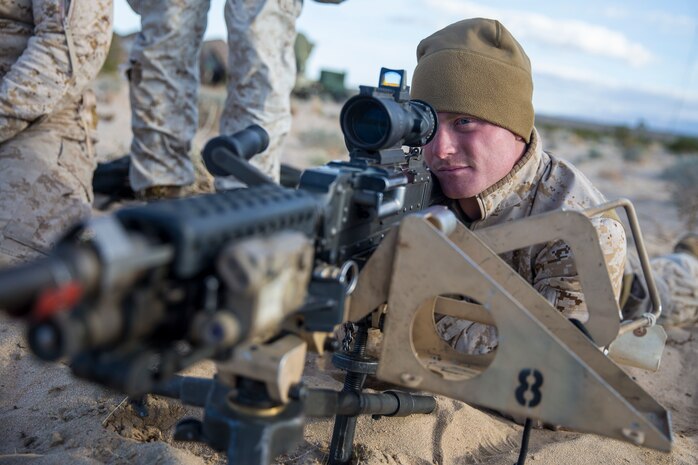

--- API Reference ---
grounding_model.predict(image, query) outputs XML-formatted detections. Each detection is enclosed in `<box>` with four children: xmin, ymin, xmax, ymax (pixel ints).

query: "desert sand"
<box><xmin>0</xmin><ymin>77</ymin><xmax>696</xmax><ymax>465</ymax></box>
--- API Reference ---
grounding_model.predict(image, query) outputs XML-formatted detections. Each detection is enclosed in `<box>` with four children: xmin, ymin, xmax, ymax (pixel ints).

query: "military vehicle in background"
<box><xmin>293</xmin><ymin>31</ymin><xmax>349</xmax><ymax>101</ymax></box>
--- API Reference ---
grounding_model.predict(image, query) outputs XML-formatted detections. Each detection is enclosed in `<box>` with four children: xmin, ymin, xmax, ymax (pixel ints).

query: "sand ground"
<box><xmin>0</xmin><ymin>77</ymin><xmax>696</xmax><ymax>465</ymax></box>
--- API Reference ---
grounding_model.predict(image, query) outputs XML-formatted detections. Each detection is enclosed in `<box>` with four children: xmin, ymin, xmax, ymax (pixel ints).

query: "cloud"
<box><xmin>646</xmin><ymin>11</ymin><xmax>695</xmax><ymax>33</ymax></box>
<box><xmin>512</xmin><ymin>14</ymin><xmax>653</xmax><ymax>67</ymax></box>
<box><xmin>535</xmin><ymin>62</ymin><xmax>698</xmax><ymax>105</ymax></box>
<box><xmin>424</xmin><ymin>0</ymin><xmax>654</xmax><ymax>67</ymax></box>
<box><xmin>602</xmin><ymin>6</ymin><xmax>696</xmax><ymax>34</ymax></box>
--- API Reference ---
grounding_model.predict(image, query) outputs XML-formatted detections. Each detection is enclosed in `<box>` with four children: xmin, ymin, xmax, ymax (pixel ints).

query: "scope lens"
<box><xmin>344</xmin><ymin>98</ymin><xmax>390</xmax><ymax>148</ymax></box>
<box><xmin>340</xmin><ymin>93</ymin><xmax>437</xmax><ymax>151</ymax></box>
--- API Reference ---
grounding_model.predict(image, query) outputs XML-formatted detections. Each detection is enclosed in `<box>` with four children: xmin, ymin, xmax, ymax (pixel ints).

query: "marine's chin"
<box><xmin>436</xmin><ymin>170</ymin><xmax>480</xmax><ymax>199</ymax></box>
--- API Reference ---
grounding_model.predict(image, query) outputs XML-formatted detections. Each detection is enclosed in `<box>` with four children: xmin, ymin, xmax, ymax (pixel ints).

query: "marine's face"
<box><xmin>423</xmin><ymin>112</ymin><xmax>527</xmax><ymax>199</ymax></box>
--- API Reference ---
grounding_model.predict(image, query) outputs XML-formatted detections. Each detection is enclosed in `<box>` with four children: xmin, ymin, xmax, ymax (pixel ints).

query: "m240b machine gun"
<box><xmin>1</xmin><ymin>69</ymin><xmax>438</xmax><ymax>463</ymax></box>
<box><xmin>0</xmin><ymin>69</ymin><xmax>672</xmax><ymax>464</ymax></box>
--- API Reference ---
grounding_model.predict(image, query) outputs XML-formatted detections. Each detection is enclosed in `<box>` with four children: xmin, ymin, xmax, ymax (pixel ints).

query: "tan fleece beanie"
<box><xmin>411</xmin><ymin>18</ymin><xmax>534</xmax><ymax>143</ymax></box>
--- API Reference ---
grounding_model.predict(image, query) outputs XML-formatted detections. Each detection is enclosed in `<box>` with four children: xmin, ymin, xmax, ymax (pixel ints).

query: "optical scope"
<box><xmin>339</xmin><ymin>68</ymin><xmax>438</xmax><ymax>152</ymax></box>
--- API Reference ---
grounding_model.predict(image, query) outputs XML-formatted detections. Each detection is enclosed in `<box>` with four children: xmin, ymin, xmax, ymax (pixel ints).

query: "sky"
<box><xmin>114</xmin><ymin>0</ymin><xmax>698</xmax><ymax>136</ymax></box>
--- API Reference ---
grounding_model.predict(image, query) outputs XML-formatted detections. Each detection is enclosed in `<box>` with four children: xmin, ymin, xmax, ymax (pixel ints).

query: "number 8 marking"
<box><xmin>515</xmin><ymin>369</ymin><xmax>544</xmax><ymax>407</ymax></box>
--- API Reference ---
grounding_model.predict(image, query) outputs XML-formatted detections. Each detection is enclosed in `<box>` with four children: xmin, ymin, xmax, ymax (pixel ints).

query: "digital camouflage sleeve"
<box><xmin>0</xmin><ymin>0</ymin><xmax>112</xmax><ymax>265</ymax></box>
<box><xmin>0</xmin><ymin>0</ymin><xmax>112</xmax><ymax>141</ymax></box>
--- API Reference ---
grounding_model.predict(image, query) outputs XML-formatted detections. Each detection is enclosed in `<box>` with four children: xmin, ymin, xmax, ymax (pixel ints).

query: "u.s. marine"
<box><xmin>411</xmin><ymin>18</ymin><xmax>696</xmax><ymax>352</ymax></box>
<box><xmin>0</xmin><ymin>0</ymin><xmax>112</xmax><ymax>265</ymax></box>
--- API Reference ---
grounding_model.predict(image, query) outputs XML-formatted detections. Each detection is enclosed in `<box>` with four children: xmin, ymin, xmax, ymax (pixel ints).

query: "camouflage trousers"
<box><xmin>652</xmin><ymin>253</ymin><xmax>698</xmax><ymax>327</ymax></box>
<box><xmin>126</xmin><ymin>0</ymin><xmax>302</xmax><ymax>192</ymax></box>
<box><xmin>0</xmin><ymin>105</ymin><xmax>95</xmax><ymax>266</ymax></box>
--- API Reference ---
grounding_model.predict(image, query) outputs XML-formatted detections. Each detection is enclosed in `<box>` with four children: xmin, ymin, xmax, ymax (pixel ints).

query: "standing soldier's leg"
<box><xmin>219</xmin><ymin>0</ymin><xmax>302</xmax><ymax>186</ymax></box>
<box><xmin>127</xmin><ymin>0</ymin><xmax>211</xmax><ymax>195</ymax></box>
<box><xmin>0</xmin><ymin>115</ymin><xmax>94</xmax><ymax>266</ymax></box>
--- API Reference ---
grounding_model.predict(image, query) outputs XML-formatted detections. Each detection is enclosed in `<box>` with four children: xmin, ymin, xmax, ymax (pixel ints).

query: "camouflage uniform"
<box><xmin>435</xmin><ymin>129</ymin><xmax>628</xmax><ymax>353</ymax></box>
<box><xmin>647</xmin><ymin>252</ymin><xmax>698</xmax><ymax>327</ymax></box>
<box><xmin>0</xmin><ymin>0</ymin><xmax>112</xmax><ymax>265</ymax></box>
<box><xmin>126</xmin><ymin>0</ymin><xmax>302</xmax><ymax>192</ymax></box>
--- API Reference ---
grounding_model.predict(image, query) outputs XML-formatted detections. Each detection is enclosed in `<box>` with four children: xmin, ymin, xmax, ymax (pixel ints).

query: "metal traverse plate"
<box><xmin>475</xmin><ymin>209</ymin><xmax>620</xmax><ymax>347</ymax></box>
<box><xmin>376</xmin><ymin>216</ymin><xmax>672</xmax><ymax>451</ymax></box>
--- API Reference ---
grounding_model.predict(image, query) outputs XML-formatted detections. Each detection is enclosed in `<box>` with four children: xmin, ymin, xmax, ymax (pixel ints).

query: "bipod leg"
<box><xmin>301</xmin><ymin>388</ymin><xmax>436</xmax><ymax>419</ymax></box>
<box><xmin>329</xmin><ymin>320</ymin><xmax>376</xmax><ymax>465</ymax></box>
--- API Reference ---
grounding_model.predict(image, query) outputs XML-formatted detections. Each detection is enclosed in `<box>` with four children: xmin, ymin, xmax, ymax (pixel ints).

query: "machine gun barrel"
<box><xmin>0</xmin><ymin>229</ymin><xmax>166</xmax><ymax>320</ymax></box>
<box><xmin>0</xmin><ymin>254</ymin><xmax>93</xmax><ymax>317</ymax></box>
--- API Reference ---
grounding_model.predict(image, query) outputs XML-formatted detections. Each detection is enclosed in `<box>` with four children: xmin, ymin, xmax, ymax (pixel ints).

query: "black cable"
<box><xmin>515</xmin><ymin>417</ymin><xmax>533</xmax><ymax>465</ymax></box>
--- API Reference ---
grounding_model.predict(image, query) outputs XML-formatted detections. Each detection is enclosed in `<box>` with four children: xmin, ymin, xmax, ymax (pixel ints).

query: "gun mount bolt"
<box><xmin>621</xmin><ymin>424</ymin><xmax>645</xmax><ymax>445</ymax></box>
<box><xmin>400</xmin><ymin>373</ymin><xmax>423</xmax><ymax>387</ymax></box>
<box><xmin>633</xmin><ymin>327</ymin><xmax>648</xmax><ymax>337</ymax></box>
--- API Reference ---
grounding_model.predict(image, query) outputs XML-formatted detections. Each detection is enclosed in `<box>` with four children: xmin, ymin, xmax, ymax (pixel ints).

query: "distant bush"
<box><xmin>309</xmin><ymin>154</ymin><xmax>331</xmax><ymax>166</ymax></box>
<box><xmin>100</xmin><ymin>34</ymin><xmax>123</xmax><ymax>75</ymax></box>
<box><xmin>298</xmin><ymin>128</ymin><xmax>345</xmax><ymax>155</ymax></box>
<box><xmin>613</xmin><ymin>124</ymin><xmax>651</xmax><ymax>163</ymax></box>
<box><xmin>613</xmin><ymin>125</ymin><xmax>650</xmax><ymax>148</ymax></box>
<box><xmin>622</xmin><ymin>146</ymin><xmax>645</xmax><ymax>163</ymax></box>
<box><xmin>597</xmin><ymin>168</ymin><xmax>623</xmax><ymax>182</ymax></box>
<box><xmin>664</xmin><ymin>136</ymin><xmax>698</xmax><ymax>155</ymax></box>
<box><xmin>588</xmin><ymin>147</ymin><xmax>603</xmax><ymax>159</ymax></box>
<box><xmin>572</xmin><ymin>127</ymin><xmax>603</xmax><ymax>142</ymax></box>
<box><xmin>299</xmin><ymin>128</ymin><xmax>346</xmax><ymax>166</ymax></box>
<box><xmin>662</xmin><ymin>157</ymin><xmax>698</xmax><ymax>228</ymax></box>
<box><xmin>538</xmin><ymin>122</ymin><xmax>560</xmax><ymax>135</ymax></box>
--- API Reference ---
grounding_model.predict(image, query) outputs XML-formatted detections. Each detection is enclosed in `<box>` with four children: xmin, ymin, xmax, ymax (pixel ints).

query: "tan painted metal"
<box><xmin>349</xmin><ymin>206</ymin><xmax>456</xmax><ymax>323</ymax></box>
<box><xmin>607</xmin><ymin>324</ymin><xmax>667</xmax><ymax>372</ymax></box>
<box><xmin>348</xmin><ymin>227</ymin><xmax>397</xmax><ymax>322</ymax></box>
<box><xmin>218</xmin><ymin>334</ymin><xmax>307</xmax><ymax>404</ymax></box>
<box><xmin>474</xmin><ymin>209</ymin><xmax>620</xmax><ymax>347</ymax></box>
<box><xmin>216</xmin><ymin>231</ymin><xmax>314</xmax><ymax>344</ymax></box>
<box><xmin>582</xmin><ymin>199</ymin><xmax>662</xmax><ymax>335</ymax></box>
<box><xmin>211</xmin><ymin>232</ymin><xmax>313</xmax><ymax>404</ymax></box>
<box><xmin>354</xmin><ymin>213</ymin><xmax>671</xmax><ymax>451</ymax></box>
